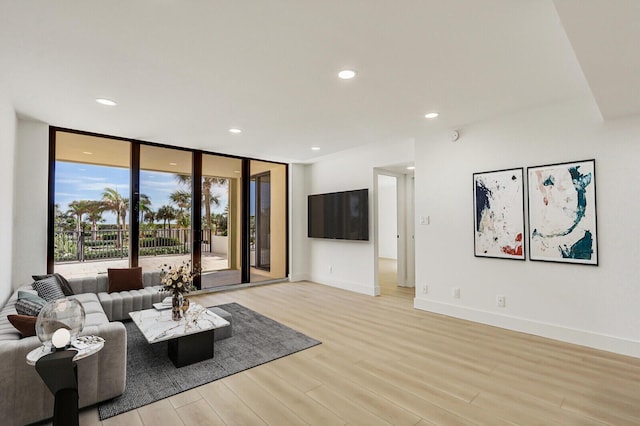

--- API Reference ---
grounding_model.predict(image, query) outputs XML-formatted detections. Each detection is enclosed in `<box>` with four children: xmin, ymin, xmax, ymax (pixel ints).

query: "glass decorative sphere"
<box><xmin>36</xmin><ymin>298</ymin><xmax>85</xmax><ymax>348</ymax></box>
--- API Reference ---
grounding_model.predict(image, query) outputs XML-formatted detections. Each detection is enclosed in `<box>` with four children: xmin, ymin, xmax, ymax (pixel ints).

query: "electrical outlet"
<box><xmin>422</xmin><ymin>285</ymin><xmax>428</xmax><ymax>294</ymax></box>
<box><xmin>496</xmin><ymin>295</ymin><xmax>506</xmax><ymax>307</ymax></box>
<box><xmin>453</xmin><ymin>288</ymin><xmax>460</xmax><ymax>299</ymax></box>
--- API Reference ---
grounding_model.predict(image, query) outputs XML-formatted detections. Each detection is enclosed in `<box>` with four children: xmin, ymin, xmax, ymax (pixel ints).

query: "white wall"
<box><xmin>377</xmin><ymin>174</ymin><xmax>398</xmax><ymax>259</ymax></box>
<box><xmin>13</xmin><ymin>119</ymin><xmax>49</xmax><ymax>287</ymax></box>
<box><xmin>305</xmin><ymin>139</ymin><xmax>414</xmax><ymax>295</ymax></box>
<box><xmin>11</xmin><ymin>97</ymin><xmax>639</xmax><ymax>357</ymax></box>
<box><xmin>210</xmin><ymin>235</ymin><xmax>228</xmax><ymax>255</ymax></box>
<box><xmin>414</xmin><ymin>96</ymin><xmax>640</xmax><ymax>357</ymax></box>
<box><xmin>0</xmin><ymin>100</ymin><xmax>16</xmax><ymax>306</ymax></box>
<box><xmin>289</xmin><ymin>163</ymin><xmax>309</xmax><ymax>281</ymax></box>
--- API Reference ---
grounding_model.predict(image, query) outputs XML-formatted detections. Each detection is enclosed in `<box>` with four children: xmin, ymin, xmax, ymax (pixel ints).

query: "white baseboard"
<box><xmin>289</xmin><ymin>273</ymin><xmax>310</xmax><ymax>282</ymax></box>
<box><xmin>414</xmin><ymin>298</ymin><xmax>640</xmax><ymax>359</ymax></box>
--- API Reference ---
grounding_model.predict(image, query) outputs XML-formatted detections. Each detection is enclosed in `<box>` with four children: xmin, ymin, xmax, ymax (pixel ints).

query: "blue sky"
<box><xmin>55</xmin><ymin>161</ymin><xmax>228</xmax><ymax>224</ymax></box>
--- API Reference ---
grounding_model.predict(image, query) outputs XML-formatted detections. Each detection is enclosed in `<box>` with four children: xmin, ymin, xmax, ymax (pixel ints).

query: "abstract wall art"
<box><xmin>473</xmin><ymin>168</ymin><xmax>525</xmax><ymax>260</ymax></box>
<box><xmin>527</xmin><ymin>159</ymin><xmax>597</xmax><ymax>265</ymax></box>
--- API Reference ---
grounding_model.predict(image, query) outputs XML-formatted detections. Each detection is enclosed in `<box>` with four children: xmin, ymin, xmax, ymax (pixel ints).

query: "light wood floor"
<box><xmin>378</xmin><ymin>258</ymin><xmax>415</xmax><ymax>300</ymax></box>
<box><xmin>73</xmin><ymin>281</ymin><xmax>640</xmax><ymax>426</ymax></box>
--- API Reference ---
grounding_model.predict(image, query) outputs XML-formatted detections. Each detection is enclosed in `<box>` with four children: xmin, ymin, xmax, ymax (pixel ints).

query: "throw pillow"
<box><xmin>15</xmin><ymin>296</ymin><xmax>47</xmax><ymax>316</ymax></box>
<box><xmin>17</xmin><ymin>290</ymin><xmax>43</xmax><ymax>301</ymax></box>
<box><xmin>32</xmin><ymin>275</ymin><xmax>66</xmax><ymax>301</ymax></box>
<box><xmin>7</xmin><ymin>314</ymin><xmax>37</xmax><ymax>337</ymax></box>
<box><xmin>107</xmin><ymin>267</ymin><xmax>144</xmax><ymax>293</ymax></box>
<box><xmin>32</xmin><ymin>273</ymin><xmax>74</xmax><ymax>296</ymax></box>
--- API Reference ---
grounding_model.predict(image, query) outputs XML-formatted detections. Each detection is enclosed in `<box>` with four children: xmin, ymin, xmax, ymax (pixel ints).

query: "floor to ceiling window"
<box><xmin>52</xmin><ymin>132</ymin><xmax>131</xmax><ymax>278</ymax></box>
<box><xmin>49</xmin><ymin>128</ymin><xmax>288</xmax><ymax>288</ymax></box>
<box><xmin>139</xmin><ymin>144</ymin><xmax>193</xmax><ymax>275</ymax></box>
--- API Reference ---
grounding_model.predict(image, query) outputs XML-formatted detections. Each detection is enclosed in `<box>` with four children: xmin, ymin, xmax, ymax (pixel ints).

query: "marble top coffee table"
<box><xmin>129</xmin><ymin>302</ymin><xmax>229</xmax><ymax>367</ymax></box>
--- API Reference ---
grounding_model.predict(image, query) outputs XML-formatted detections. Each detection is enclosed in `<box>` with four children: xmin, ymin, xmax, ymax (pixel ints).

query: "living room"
<box><xmin>1</xmin><ymin>1</ymin><xmax>639</xmax><ymax>425</ymax></box>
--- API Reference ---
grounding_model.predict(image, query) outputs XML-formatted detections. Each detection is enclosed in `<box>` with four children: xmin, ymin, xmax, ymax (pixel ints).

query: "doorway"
<box><xmin>375</xmin><ymin>167</ymin><xmax>415</xmax><ymax>299</ymax></box>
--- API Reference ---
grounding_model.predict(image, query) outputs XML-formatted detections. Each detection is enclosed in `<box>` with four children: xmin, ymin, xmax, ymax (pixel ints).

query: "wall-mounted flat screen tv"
<box><xmin>308</xmin><ymin>189</ymin><xmax>369</xmax><ymax>241</ymax></box>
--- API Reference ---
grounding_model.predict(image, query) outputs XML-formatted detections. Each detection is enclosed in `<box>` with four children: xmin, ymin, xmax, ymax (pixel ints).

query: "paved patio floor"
<box><xmin>55</xmin><ymin>252</ymin><xmax>229</xmax><ymax>279</ymax></box>
<box><xmin>55</xmin><ymin>252</ymin><xmax>277</xmax><ymax>289</ymax></box>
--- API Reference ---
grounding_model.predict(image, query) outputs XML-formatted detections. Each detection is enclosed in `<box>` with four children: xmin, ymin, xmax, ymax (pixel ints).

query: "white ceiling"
<box><xmin>553</xmin><ymin>0</ymin><xmax>640</xmax><ymax>119</ymax></box>
<box><xmin>1</xmin><ymin>1</ymin><xmax>638</xmax><ymax>163</ymax></box>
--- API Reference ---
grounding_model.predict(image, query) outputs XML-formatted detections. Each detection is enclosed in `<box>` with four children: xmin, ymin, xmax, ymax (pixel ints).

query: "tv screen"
<box><xmin>308</xmin><ymin>189</ymin><xmax>369</xmax><ymax>240</ymax></box>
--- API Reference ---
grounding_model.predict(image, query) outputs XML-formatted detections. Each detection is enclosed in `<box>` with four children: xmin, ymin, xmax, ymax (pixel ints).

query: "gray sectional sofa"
<box><xmin>0</xmin><ymin>271</ymin><xmax>163</xmax><ymax>426</ymax></box>
<box><xmin>69</xmin><ymin>271</ymin><xmax>165</xmax><ymax>321</ymax></box>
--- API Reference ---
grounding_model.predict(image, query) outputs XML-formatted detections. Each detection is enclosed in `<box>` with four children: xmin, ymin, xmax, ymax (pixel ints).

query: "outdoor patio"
<box><xmin>55</xmin><ymin>251</ymin><xmax>275</xmax><ymax>289</ymax></box>
<box><xmin>55</xmin><ymin>252</ymin><xmax>229</xmax><ymax>279</ymax></box>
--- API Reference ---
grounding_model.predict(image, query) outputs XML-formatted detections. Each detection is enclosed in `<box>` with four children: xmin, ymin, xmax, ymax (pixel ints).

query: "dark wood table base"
<box><xmin>167</xmin><ymin>329</ymin><xmax>215</xmax><ymax>368</ymax></box>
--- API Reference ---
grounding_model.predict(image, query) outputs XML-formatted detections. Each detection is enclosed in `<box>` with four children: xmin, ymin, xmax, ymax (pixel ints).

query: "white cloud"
<box><xmin>79</xmin><ymin>182</ymin><xmax>130</xmax><ymax>192</ymax></box>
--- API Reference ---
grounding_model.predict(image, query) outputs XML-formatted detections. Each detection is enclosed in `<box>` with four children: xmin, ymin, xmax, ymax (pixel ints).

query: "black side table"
<box><xmin>27</xmin><ymin>338</ymin><xmax>104</xmax><ymax>426</ymax></box>
<box><xmin>35</xmin><ymin>350</ymin><xmax>79</xmax><ymax>426</ymax></box>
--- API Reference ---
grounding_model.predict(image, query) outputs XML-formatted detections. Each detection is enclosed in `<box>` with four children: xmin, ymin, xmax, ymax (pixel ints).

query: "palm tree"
<box><xmin>85</xmin><ymin>200</ymin><xmax>106</xmax><ymax>240</ymax></box>
<box><xmin>156</xmin><ymin>205</ymin><xmax>177</xmax><ymax>230</ymax></box>
<box><xmin>138</xmin><ymin>193</ymin><xmax>152</xmax><ymax>225</ymax></box>
<box><xmin>169</xmin><ymin>189</ymin><xmax>191</xmax><ymax>227</ymax></box>
<box><xmin>203</xmin><ymin>176</ymin><xmax>224</xmax><ymax>231</ymax></box>
<box><xmin>54</xmin><ymin>203</ymin><xmax>75</xmax><ymax>232</ymax></box>
<box><xmin>102</xmin><ymin>187</ymin><xmax>127</xmax><ymax>247</ymax></box>
<box><xmin>119</xmin><ymin>198</ymin><xmax>130</xmax><ymax>230</ymax></box>
<box><xmin>67</xmin><ymin>200</ymin><xmax>91</xmax><ymax>235</ymax></box>
<box><xmin>143</xmin><ymin>210</ymin><xmax>156</xmax><ymax>226</ymax></box>
<box><xmin>175</xmin><ymin>174</ymin><xmax>225</xmax><ymax>231</ymax></box>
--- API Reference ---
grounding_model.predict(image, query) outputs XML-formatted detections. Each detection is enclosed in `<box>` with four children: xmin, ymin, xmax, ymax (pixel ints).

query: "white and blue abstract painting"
<box><xmin>473</xmin><ymin>168</ymin><xmax>525</xmax><ymax>260</ymax></box>
<box><xmin>527</xmin><ymin>159</ymin><xmax>598</xmax><ymax>265</ymax></box>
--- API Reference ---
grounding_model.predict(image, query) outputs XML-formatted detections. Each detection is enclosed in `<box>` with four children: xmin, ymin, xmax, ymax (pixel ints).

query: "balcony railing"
<box><xmin>54</xmin><ymin>229</ymin><xmax>200</xmax><ymax>263</ymax></box>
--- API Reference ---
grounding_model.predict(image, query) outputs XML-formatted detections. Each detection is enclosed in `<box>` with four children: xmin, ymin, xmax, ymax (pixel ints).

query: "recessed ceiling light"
<box><xmin>82</xmin><ymin>151</ymin><xmax>93</xmax><ymax>155</ymax></box>
<box><xmin>96</xmin><ymin>98</ymin><xmax>117</xmax><ymax>106</ymax></box>
<box><xmin>338</xmin><ymin>69</ymin><xmax>356</xmax><ymax>80</ymax></box>
<box><xmin>169</xmin><ymin>162</ymin><xmax>177</xmax><ymax>166</ymax></box>
<box><xmin>233</xmin><ymin>170</ymin><xmax>241</xmax><ymax>174</ymax></box>
<box><xmin>311</xmin><ymin>146</ymin><xmax>321</xmax><ymax>151</ymax></box>
<box><xmin>424</xmin><ymin>112</ymin><xmax>439</xmax><ymax>119</ymax></box>
<box><xmin>229</xmin><ymin>128</ymin><xmax>242</xmax><ymax>134</ymax></box>
<box><xmin>406</xmin><ymin>166</ymin><xmax>416</xmax><ymax>170</ymax></box>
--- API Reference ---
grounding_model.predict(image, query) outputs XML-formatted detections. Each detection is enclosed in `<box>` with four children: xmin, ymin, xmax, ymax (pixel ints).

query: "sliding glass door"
<box><xmin>251</xmin><ymin>172</ymin><xmax>271</xmax><ymax>271</ymax></box>
<box><xmin>138</xmin><ymin>145</ymin><xmax>193</xmax><ymax>275</ymax></box>
<box><xmin>199</xmin><ymin>154</ymin><xmax>243</xmax><ymax>289</ymax></box>
<box><xmin>49</xmin><ymin>128</ymin><xmax>287</xmax><ymax>288</ymax></box>
<box><xmin>250</xmin><ymin>161</ymin><xmax>287</xmax><ymax>283</ymax></box>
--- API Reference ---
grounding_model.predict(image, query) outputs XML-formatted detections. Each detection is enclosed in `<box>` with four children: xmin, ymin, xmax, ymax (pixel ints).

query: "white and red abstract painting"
<box><xmin>473</xmin><ymin>168</ymin><xmax>525</xmax><ymax>260</ymax></box>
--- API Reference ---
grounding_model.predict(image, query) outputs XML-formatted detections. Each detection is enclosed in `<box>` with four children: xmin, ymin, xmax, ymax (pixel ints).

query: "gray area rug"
<box><xmin>98</xmin><ymin>303</ymin><xmax>321</xmax><ymax>420</ymax></box>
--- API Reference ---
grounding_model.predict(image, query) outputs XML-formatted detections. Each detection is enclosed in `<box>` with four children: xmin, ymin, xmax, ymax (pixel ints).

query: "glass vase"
<box><xmin>36</xmin><ymin>298</ymin><xmax>86</xmax><ymax>350</ymax></box>
<box><xmin>172</xmin><ymin>293</ymin><xmax>183</xmax><ymax>321</ymax></box>
<box><xmin>181</xmin><ymin>296</ymin><xmax>190</xmax><ymax>315</ymax></box>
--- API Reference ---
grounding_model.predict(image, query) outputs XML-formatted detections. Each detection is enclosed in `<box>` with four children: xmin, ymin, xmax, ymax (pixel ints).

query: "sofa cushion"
<box><xmin>68</xmin><ymin>293</ymin><xmax>109</xmax><ymax>325</ymax></box>
<box><xmin>107</xmin><ymin>267</ymin><xmax>144</xmax><ymax>293</ymax></box>
<box><xmin>32</xmin><ymin>273</ymin><xmax>74</xmax><ymax>296</ymax></box>
<box><xmin>32</xmin><ymin>276</ymin><xmax>65</xmax><ymax>301</ymax></box>
<box><xmin>98</xmin><ymin>286</ymin><xmax>164</xmax><ymax>321</ymax></box>
<box><xmin>7</xmin><ymin>314</ymin><xmax>37</xmax><ymax>337</ymax></box>
<box><xmin>18</xmin><ymin>290</ymin><xmax>40</xmax><ymax>299</ymax></box>
<box><xmin>15</xmin><ymin>297</ymin><xmax>46</xmax><ymax>316</ymax></box>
